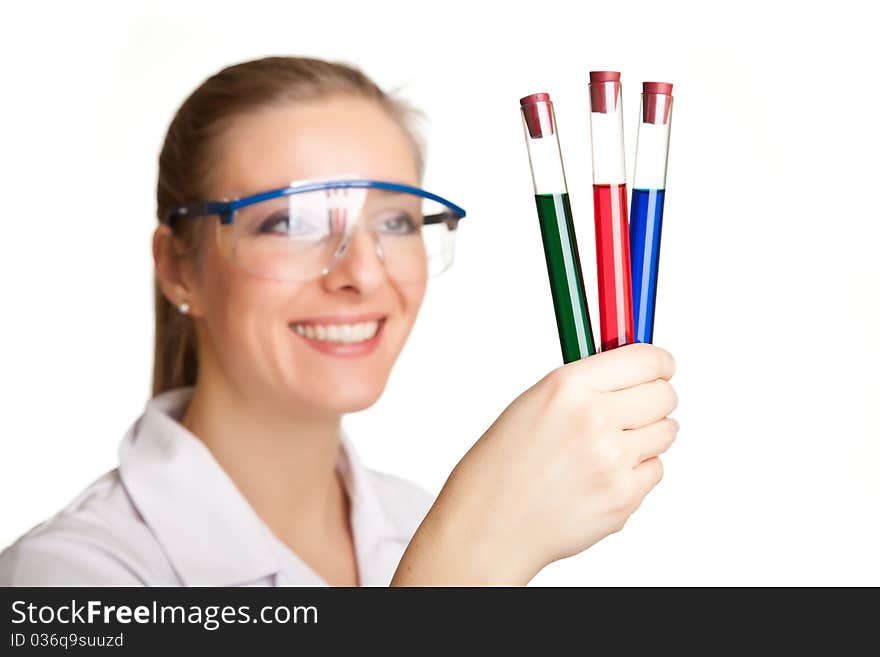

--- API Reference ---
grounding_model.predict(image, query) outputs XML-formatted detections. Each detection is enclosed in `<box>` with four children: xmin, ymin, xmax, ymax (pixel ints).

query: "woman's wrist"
<box><xmin>391</xmin><ymin>491</ymin><xmax>535</xmax><ymax>586</ymax></box>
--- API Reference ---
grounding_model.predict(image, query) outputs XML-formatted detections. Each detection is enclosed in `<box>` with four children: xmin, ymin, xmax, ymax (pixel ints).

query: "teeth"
<box><xmin>291</xmin><ymin>320</ymin><xmax>380</xmax><ymax>344</ymax></box>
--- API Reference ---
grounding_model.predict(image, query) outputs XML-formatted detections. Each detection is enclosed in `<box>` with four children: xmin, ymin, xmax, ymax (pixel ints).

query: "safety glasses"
<box><xmin>165</xmin><ymin>178</ymin><xmax>467</xmax><ymax>283</ymax></box>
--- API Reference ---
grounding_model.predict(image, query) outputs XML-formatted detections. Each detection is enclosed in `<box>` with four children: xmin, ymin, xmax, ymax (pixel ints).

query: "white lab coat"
<box><xmin>0</xmin><ymin>387</ymin><xmax>435</xmax><ymax>586</ymax></box>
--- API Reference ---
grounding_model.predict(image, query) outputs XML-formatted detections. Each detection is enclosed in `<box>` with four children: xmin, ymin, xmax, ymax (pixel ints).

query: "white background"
<box><xmin>1</xmin><ymin>0</ymin><xmax>878</xmax><ymax>585</ymax></box>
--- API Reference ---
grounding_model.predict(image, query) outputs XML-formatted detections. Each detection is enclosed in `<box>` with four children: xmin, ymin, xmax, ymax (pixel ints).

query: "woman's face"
<box><xmin>184</xmin><ymin>96</ymin><xmax>426</xmax><ymax>417</ymax></box>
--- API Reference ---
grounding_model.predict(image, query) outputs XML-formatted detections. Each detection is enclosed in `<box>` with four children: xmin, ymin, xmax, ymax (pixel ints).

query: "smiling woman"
<box><xmin>0</xmin><ymin>57</ymin><xmax>453</xmax><ymax>586</ymax></box>
<box><xmin>0</xmin><ymin>56</ymin><xmax>679</xmax><ymax>588</ymax></box>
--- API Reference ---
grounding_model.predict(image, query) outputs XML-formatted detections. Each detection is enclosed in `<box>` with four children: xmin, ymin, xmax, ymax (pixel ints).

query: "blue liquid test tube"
<box><xmin>630</xmin><ymin>81</ymin><xmax>673</xmax><ymax>343</ymax></box>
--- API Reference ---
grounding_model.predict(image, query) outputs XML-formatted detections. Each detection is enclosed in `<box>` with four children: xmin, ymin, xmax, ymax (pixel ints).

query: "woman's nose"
<box><xmin>321</xmin><ymin>226</ymin><xmax>386</xmax><ymax>294</ymax></box>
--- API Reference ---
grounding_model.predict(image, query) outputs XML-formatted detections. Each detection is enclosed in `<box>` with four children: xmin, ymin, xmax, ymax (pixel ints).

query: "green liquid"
<box><xmin>534</xmin><ymin>193</ymin><xmax>596</xmax><ymax>361</ymax></box>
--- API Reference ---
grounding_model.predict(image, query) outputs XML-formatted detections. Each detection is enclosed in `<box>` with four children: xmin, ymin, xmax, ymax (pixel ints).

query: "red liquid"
<box><xmin>593</xmin><ymin>184</ymin><xmax>634</xmax><ymax>351</ymax></box>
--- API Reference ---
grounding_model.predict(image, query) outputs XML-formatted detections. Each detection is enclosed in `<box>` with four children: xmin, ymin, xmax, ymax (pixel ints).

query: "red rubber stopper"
<box><xmin>589</xmin><ymin>71</ymin><xmax>621</xmax><ymax>113</ymax></box>
<box><xmin>643</xmin><ymin>81</ymin><xmax>673</xmax><ymax>95</ymax></box>
<box><xmin>520</xmin><ymin>92</ymin><xmax>554</xmax><ymax>138</ymax></box>
<box><xmin>642</xmin><ymin>81</ymin><xmax>673</xmax><ymax>125</ymax></box>
<box><xmin>589</xmin><ymin>71</ymin><xmax>621</xmax><ymax>83</ymax></box>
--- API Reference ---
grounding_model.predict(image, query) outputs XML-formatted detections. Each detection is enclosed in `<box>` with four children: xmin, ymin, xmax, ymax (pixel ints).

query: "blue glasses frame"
<box><xmin>164</xmin><ymin>179</ymin><xmax>467</xmax><ymax>227</ymax></box>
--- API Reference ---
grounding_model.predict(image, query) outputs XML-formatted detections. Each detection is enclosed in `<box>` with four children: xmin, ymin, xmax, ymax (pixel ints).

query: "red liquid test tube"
<box><xmin>588</xmin><ymin>71</ymin><xmax>634</xmax><ymax>351</ymax></box>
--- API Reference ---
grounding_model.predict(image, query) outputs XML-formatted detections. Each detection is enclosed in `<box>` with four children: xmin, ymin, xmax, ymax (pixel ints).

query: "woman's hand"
<box><xmin>392</xmin><ymin>343</ymin><xmax>678</xmax><ymax>585</ymax></box>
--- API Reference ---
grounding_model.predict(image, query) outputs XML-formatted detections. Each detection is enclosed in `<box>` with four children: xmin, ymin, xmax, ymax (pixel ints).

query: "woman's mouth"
<box><xmin>289</xmin><ymin>316</ymin><xmax>387</xmax><ymax>357</ymax></box>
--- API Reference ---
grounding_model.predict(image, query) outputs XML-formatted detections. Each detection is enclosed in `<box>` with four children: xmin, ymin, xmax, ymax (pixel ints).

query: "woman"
<box><xmin>0</xmin><ymin>56</ymin><xmax>678</xmax><ymax>586</ymax></box>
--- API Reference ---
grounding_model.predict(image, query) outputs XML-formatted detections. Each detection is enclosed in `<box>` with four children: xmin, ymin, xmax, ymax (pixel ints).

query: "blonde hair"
<box><xmin>152</xmin><ymin>56</ymin><xmax>425</xmax><ymax>396</ymax></box>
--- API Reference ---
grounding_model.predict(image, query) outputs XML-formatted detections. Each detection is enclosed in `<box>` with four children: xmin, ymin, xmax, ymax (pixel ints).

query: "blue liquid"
<box><xmin>629</xmin><ymin>188</ymin><xmax>665</xmax><ymax>343</ymax></box>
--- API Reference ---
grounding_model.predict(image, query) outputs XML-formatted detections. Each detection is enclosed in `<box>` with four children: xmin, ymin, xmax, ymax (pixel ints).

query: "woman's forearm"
<box><xmin>390</xmin><ymin>493</ymin><xmax>532</xmax><ymax>587</ymax></box>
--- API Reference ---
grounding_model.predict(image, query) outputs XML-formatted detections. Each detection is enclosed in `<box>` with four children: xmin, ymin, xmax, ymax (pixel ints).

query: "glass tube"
<box><xmin>588</xmin><ymin>71</ymin><xmax>634</xmax><ymax>352</ymax></box>
<box><xmin>630</xmin><ymin>81</ymin><xmax>673</xmax><ymax>344</ymax></box>
<box><xmin>520</xmin><ymin>92</ymin><xmax>596</xmax><ymax>361</ymax></box>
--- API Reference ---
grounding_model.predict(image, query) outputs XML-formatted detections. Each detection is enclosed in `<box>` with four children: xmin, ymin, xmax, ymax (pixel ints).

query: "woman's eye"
<box><xmin>258</xmin><ymin>212</ymin><xmax>320</xmax><ymax>237</ymax></box>
<box><xmin>379</xmin><ymin>212</ymin><xmax>419</xmax><ymax>235</ymax></box>
<box><xmin>258</xmin><ymin>213</ymin><xmax>289</xmax><ymax>234</ymax></box>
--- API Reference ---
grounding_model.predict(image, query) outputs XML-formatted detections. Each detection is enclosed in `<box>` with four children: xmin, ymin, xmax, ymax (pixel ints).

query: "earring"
<box><xmin>177</xmin><ymin>301</ymin><xmax>190</xmax><ymax>315</ymax></box>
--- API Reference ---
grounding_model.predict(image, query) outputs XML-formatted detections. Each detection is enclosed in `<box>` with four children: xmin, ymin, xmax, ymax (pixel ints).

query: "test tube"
<box><xmin>520</xmin><ymin>93</ymin><xmax>596</xmax><ymax>362</ymax></box>
<box><xmin>588</xmin><ymin>71</ymin><xmax>634</xmax><ymax>351</ymax></box>
<box><xmin>630</xmin><ymin>81</ymin><xmax>673</xmax><ymax>344</ymax></box>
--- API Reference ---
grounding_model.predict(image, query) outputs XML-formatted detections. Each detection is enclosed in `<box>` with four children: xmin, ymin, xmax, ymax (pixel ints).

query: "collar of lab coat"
<box><xmin>118</xmin><ymin>387</ymin><xmax>407</xmax><ymax>586</ymax></box>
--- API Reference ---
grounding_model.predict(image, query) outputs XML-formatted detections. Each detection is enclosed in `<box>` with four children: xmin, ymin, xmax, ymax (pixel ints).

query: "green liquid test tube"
<box><xmin>520</xmin><ymin>93</ymin><xmax>596</xmax><ymax>361</ymax></box>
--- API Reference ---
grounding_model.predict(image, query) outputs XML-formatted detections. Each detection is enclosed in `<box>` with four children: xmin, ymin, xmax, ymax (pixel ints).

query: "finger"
<box><xmin>623</xmin><ymin>417</ymin><xmax>679</xmax><ymax>464</ymax></box>
<box><xmin>606</xmin><ymin>379</ymin><xmax>678</xmax><ymax>429</ymax></box>
<box><xmin>632</xmin><ymin>456</ymin><xmax>664</xmax><ymax>493</ymax></box>
<box><xmin>569</xmin><ymin>343</ymin><xmax>675</xmax><ymax>392</ymax></box>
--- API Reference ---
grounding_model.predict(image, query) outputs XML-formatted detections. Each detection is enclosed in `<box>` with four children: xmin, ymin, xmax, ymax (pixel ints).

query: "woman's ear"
<box><xmin>152</xmin><ymin>224</ymin><xmax>202</xmax><ymax>316</ymax></box>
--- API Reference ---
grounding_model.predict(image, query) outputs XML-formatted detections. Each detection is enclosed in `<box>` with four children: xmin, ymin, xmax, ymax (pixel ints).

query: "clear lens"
<box><xmin>220</xmin><ymin>185</ymin><xmax>460</xmax><ymax>283</ymax></box>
